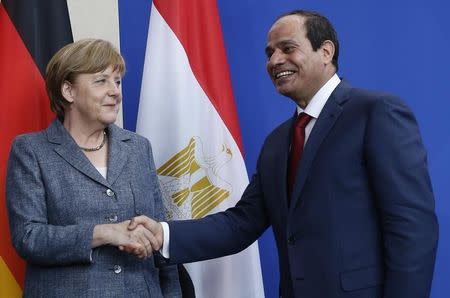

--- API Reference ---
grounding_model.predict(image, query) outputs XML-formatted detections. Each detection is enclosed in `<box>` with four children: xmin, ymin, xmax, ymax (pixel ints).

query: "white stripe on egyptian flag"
<box><xmin>0</xmin><ymin>1</ymin><xmax>73</xmax><ymax>296</ymax></box>
<box><xmin>136</xmin><ymin>0</ymin><xmax>265</xmax><ymax>297</ymax></box>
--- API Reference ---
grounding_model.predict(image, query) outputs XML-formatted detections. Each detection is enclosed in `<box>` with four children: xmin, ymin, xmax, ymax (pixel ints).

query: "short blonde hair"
<box><xmin>45</xmin><ymin>38</ymin><xmax>125</xmax><ymax>119</ymax></box>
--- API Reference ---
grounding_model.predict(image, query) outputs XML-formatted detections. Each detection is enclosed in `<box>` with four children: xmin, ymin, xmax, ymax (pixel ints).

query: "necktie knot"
<box><xmin>295</xmin><ymin>113</ymin><xmax>312</xmax><ymax>129</ymax></box>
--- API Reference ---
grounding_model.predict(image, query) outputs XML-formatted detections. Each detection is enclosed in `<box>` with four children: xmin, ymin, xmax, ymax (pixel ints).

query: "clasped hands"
<box><xmin>120</xmin><ymin>215</ymin><xmax>164</xmax><ymax>258</ymax></box>
<box><xmin>93</xmin><ymin>215</ymin><xmax>163</xmax><ymax>259</ymax></box>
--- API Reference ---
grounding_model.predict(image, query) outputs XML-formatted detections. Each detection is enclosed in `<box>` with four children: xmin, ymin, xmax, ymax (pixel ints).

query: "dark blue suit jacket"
<box><xmin>168</xmin><ymin>81</ymin><xmax>438</xmax><ymax>298</ymax></box>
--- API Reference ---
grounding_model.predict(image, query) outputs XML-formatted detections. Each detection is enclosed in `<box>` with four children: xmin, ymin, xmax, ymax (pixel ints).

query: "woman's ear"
<box><xmin>61</xmin><ymin>81</ymin><xmax>74</xmax><ymax>103</ymax></box>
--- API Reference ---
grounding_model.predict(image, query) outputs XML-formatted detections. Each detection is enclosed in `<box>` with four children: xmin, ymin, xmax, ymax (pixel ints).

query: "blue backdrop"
<box><xmin>118</xmin><ymin>1</ymin><xmax>449</xmax><ymax>297</ymax></box>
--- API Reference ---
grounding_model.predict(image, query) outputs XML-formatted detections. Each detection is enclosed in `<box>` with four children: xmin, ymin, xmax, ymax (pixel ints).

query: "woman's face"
<box><xmin>63</xmin><ymin>65</ymin><xmax>122</xmax><ymax>127</ymax></box>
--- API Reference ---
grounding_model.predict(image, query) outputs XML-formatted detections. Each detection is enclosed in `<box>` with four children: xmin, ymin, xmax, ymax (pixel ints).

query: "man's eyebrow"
<box><xmin>278</xmin><ymin>40</ymin><xmax>297</xmax><ymax>46</ymax></box>
<box><xmin>265</xmin><ymin>40</ymin><xmax>298</xmax><ymax>55</ymax></box>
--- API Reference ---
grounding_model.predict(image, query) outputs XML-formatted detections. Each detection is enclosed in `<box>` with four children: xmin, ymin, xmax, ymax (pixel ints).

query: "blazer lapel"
<box><xmin>272</xmin><ymin>119</ymin><xmax>293</xmax><ymax>215</ymax></box>
<box><xmin>47</xmin><ymin>120</ymin><xmax>110</xmax><ymax>187</ymax></box>
<box><xmin>289</xmin><ymin>81</ymin><xmax>351</xmax><ymax>211</ymax></box>
<box><xmin>106</xmin><ymin>124</ymin><xmax>131</xmax><ymax>186</ymax></box>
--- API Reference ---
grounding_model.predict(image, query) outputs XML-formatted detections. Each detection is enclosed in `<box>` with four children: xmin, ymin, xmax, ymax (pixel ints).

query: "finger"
<box><xmin>140</xmin><ymin>241</ymin><xmax>152</xmax><ymax>259</ymax></box>
<box><xmin>128</xmin><ymin>217</ymin><xmax>138</xmax><ymax>230</ymax></box>
<box><xmin>132</xmin><ymin>225</ymin><xmax>158</xmax><ymax>251</ymax></box>
<box><xmin>141</xmin><ymin>225</ymin><xmax>161</xmax><ymax>251</ymax></box>
<box><xmin>122</xmin><ymin>245</ymin><xmax>135</xmax><ymax>254</ymax></box>
<box><xmin>135</xmin><ymin>227</ymin><xmax>153</xmax><ymax>257</ymax></box>
<box><xmin>139</xmin><ymin>227</ymin><xmax>157</xmax><ymax>255</ymax></box>
<box><xmin>122</xmin><ymin>242</ymin><xmax>138</xmax><ymax>252</ymax></box>
<box><xmin>134</xmin><ymin>246</ymin><xmax>147</xmax><ymax>259</ymax></box>
<box><xmin>121</xmin><ymin>239</ymin><xmax>146</xmax><ymax>256</ymax></box>
<box><xmin>140</xmin><ymin>240</ymin><xmax>152</xmax><ymax>258</ymax></box>
<box><xmin>128</xmin><ymin>215</ymin><xmax>157</xmax><ymax>232</ymax></box>
<box><xmin>140</xmin><ymin>219</ymin><xmax>163</xmax><ymax>248</ymax></box>
<box><xmin>129</xmin><ymin>229</ymin><xmax>149</xmax><ymax>258</ymax></box>
<box><xmin>131</xmin><ymin>240</ymin><xmax>147</xmax><ymax>258</ymax></box>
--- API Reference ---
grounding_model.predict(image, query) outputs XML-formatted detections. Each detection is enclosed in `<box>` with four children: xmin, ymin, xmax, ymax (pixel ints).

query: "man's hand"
<box><xmin>127</xmin><ymin>215</ymin><xmax>164</xmax><ymax>251</ymax></box>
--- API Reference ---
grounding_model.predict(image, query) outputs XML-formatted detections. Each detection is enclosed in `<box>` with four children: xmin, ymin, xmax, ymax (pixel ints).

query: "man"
<box><xmin>131</xmin><ymin>10</ymin><xmax>438</xmax><ymax>298</ymax></box>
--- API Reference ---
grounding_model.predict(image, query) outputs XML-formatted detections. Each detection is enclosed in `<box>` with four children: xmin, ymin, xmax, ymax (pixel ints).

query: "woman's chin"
<box><xmin>100</xmin><ymin>113</ymin><xmax>119</xmax><ymax>125</ymax></box>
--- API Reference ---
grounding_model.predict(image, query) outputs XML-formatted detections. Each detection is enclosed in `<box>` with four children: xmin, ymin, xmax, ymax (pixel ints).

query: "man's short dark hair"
<box><xmin>277</xmin><ymin>10</ymin><xmax>339</xmax><ymax>71</ymax></box>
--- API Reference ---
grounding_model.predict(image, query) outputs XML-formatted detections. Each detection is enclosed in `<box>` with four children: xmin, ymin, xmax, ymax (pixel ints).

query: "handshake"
<box><xmin>93</xmin><ymin>215</ymin><xmax>165</xmax><ymax>259</ymax></box>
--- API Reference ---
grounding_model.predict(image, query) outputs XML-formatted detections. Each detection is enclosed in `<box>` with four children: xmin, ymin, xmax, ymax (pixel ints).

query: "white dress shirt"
<box><xmin>95</xmin><ymin>166</ymin><xmax>107</xmax><ymax>179</ymax></box>
<box><xmin>298</xmin><ymin>74</ymin><xmax>341</xmax><ymax>144</ymax></box>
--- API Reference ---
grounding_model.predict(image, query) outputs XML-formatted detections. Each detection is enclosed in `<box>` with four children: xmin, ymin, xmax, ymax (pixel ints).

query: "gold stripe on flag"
<box><xmin>0</xmin><ymin>257</ymin><xmax>22</xmax><ymax>298</ymax></box>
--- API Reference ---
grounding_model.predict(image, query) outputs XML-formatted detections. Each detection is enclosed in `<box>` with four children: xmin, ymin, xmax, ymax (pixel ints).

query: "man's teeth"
<box><xmin>275</xmin><ymin>71</ymin><xmax>294</xmax><ymax>78</ymax></box>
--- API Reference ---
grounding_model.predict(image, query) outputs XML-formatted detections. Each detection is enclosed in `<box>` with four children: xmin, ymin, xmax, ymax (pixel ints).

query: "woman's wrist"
<box><xmin>91</xmin><ymin>224</ymin><xmax>113</xmax><ymax>248</ymax></box>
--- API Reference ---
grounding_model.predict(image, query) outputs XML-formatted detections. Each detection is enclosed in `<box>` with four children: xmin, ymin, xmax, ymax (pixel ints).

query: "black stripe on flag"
<box><xmin>2</xmin><ymin>0</ymin><xmax>73</xmax><ymax>76</ymax></box>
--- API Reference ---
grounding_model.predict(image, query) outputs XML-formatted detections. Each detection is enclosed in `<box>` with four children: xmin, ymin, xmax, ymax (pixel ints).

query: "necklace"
<box><xmin>79</xmin><ymin>131</ymin><xmax>107</xmax><ymax>152</ymax></box>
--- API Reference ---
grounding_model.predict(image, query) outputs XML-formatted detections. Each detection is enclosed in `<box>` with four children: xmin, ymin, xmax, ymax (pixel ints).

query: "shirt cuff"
<box><xmin>160</xmin><ymin>221</ymin><xmax>170</xmax><ymax>258</ymax></box>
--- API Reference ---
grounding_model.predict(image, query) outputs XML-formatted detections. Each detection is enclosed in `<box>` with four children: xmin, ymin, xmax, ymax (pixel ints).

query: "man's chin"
<box><xmin>276</xmin><ymin>87</ymin><xmax>295</xmax><ymax>98</ymax></box>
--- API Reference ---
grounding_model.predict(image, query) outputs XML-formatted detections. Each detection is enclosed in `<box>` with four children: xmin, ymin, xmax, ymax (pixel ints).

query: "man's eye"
<box><xmin>95</xmin><ymin>79</ymin><xmax>106</xmax><ymax>84</ymax></box>
<box><xmin>116</xmin><ymin>80</ymin><xmax>121</xmax><ymax>86</ymax></box>
<box><xmin>283</xmin><ymin>46</ymin><xmax>294</xmax><ymax>53</ymax></box>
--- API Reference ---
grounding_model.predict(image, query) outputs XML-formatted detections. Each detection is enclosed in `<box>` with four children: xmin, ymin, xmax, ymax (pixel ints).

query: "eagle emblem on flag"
<box><xmin>157</xmin><ymin>137</ymin><xmax>233</xmax><ymax>219</ymax></box>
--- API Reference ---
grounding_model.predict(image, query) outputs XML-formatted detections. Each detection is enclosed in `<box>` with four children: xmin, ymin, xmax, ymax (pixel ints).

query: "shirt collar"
<box><xmin>297</xmin><ymin>73</ymin><xmax>341</xmax><ymax>118</ymax></box>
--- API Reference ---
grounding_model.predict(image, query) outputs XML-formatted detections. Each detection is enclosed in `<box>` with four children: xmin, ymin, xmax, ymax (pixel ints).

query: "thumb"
<box><xmin>128</xmin><ymin>218</ymin><xmax>138</xmax><ymax>230</ymax></box>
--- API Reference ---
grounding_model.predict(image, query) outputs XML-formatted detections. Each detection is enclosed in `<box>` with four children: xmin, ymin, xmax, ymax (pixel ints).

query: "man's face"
<box><xmin>266</xmin><ymin>15</ymin><xmax>328</xmax><ymax>106</ymax></box>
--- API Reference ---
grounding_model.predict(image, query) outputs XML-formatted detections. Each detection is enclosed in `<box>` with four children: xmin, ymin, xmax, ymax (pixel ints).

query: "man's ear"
<box><xmin>321</xmin><ymin>40</ymin><xmax>335</xmax><ymax>65</ymax></box>
<box><xmin>61</xmin><ymin>81</ymin><xmax>74</xmax><ymax>103</ymax></box>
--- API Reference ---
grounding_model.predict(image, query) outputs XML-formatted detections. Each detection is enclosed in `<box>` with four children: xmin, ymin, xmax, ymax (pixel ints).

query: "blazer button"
<box><xmin>113</xmin><ymin>265</ymin><xmax>122</xmax><ymax>274</ymax></box>
<box><xmin>106</xmin><ymin>189</ymin><xmax>115</xmax><ymax>197</ymax></box>
<box><xmin>287</xmin><ymin>235</ymin><xmax>296</xmax><ymax>245</ymax></box>
<box><xmin>107</xmin><ymin>214</ymin><xmax>118</xmax><ymax>223</ymax></box>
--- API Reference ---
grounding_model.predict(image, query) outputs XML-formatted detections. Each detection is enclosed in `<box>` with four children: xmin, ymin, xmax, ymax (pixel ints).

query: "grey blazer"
<box><xmin>6</xmin><ymin>119</ymin><xmax>181</xmax><ymax>297</ymax></box>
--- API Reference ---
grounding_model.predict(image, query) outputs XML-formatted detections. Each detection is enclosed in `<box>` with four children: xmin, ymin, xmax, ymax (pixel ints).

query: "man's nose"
<box><xmin>268</xmin><ymin>49</ymin><xmax>286</xmax><ymax>66</ymax></box>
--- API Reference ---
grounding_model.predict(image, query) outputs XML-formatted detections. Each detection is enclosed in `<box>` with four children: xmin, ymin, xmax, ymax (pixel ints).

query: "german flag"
<box><xmin>0</xmin><ymin>0</ymin><xmax>72</xmax><ymax>296</ymax></box>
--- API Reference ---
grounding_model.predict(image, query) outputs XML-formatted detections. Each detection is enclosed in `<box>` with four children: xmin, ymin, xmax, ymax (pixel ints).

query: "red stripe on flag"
<box><xmin>154</xmin><ymin>0</ymin><xmax>244</xmax><ymax>153</ymax></box>
<box><xmin>0</xmin><ymin>4</ymin><xmax>54</xmax><ymax>287</ymax></box>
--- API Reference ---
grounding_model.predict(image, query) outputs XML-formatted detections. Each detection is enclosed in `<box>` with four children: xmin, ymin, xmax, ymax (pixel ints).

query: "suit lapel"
<box><xmin>47</xmin><ymin>120</ymin><xmax>110</xmax><ymax>187</ymax></box>
<box><xmin>289</xmin><ymin>81</ymin><xmax>351</xmax><ymax>211</ymax></box>
<box><xmin>272</xmin><ymin>119</ymin><xmax>293</xmax><ymax>215</ymax></box>
<box><xmin>106</xmin><ymin>125</ymin><xmax>131</xmax><ymax>186</ymax></box>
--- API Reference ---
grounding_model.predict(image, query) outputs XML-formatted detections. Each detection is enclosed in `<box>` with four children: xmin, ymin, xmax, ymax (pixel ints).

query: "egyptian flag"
<box><xmin>136</xmin><ymin>0</ymin><xmax>265</xmax><ymax>297</ymax></box>
<box><xmin>0</xmin><ymin>0</ymin><xmax>72</xmax><ymax>296</ymax></box>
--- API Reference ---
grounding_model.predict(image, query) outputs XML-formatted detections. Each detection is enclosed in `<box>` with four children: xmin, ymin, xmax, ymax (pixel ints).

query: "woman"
<box><xmin>6</xmin><ymin>39</ymin><xmax>181</xmax><ymax>297</ymax></box>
